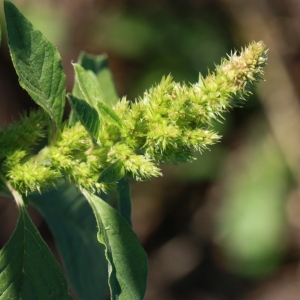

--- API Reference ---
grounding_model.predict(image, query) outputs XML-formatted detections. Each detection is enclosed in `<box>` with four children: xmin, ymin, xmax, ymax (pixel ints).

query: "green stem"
<box><xmin>0</xmin><ymin>172</ymin><xmax>25</xmax><ymax>208</ymax></box>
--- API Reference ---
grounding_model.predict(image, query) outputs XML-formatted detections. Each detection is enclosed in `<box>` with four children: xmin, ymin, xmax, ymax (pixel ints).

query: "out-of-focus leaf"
<box><xmin>217</xmin><ymin>126</ymin><xmax>290</xmax><ymax>277</ymax></box>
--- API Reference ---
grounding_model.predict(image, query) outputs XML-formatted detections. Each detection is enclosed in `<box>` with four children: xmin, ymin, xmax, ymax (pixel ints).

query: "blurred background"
<box><xmin>1</xmin><ymin>0</ymin><xmax>300</xmax><ymax>299</ymax></box>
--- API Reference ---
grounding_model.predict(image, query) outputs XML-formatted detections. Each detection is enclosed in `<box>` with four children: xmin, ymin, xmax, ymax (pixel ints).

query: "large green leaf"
<box><xmin>67</xmin><ymin>94</ymin><xmax>100</xmax><ymax>143</ymax></box>
<box><xmin>4</xmin><ymin>0</ymin><xmax>66</xmax><ymax>128</ymax></box>
<box><xmin>78</xmin><ymin>52</ymin><xmax>119</xmax><ymax>107</ymax></box>
<box><xmin>0</xmin><ymin>207</ymin><xmax>72</xmax><ymax>299</ymax></box>
<box><xmin>30</xmin><ymin>182</ymin><xmax>109</xmax><ymax>300</ymax></box>
<box><xmin>82</xmin><ymin>190</ymin><xmax>148</xmax><ymax>300</ymax></box>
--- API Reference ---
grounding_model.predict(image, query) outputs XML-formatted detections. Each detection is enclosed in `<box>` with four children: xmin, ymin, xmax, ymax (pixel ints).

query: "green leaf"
<box><xmin>4</xmin><ymin>0</ymin><xmax>66</xmax><ymax>128</ymax></box>
<box><xmin>68</xmin><ymin>86</ymin><xmax>81</xmax><ymax>126</ymax></box>
<box><xmin>78</xmin><ymin>52</ymin><xmax>119</xmax><ymax>107</ymax></box>
<box><xmin>69</xmin><ymin>52</ymin><xmax>119</xmax><ymax>126</ymax></box>
<box><xmin>68</xmin><ymin>63</ymin><xmax>84</xmax><ymax>126</ymax></box>
<box><xmin>67</xmin><ymin>94</ymin><xmax>100</xmax><ymax>143</ymax></box>
<box><xmin>82</xmin><ymin>190</ymin><xmax>148</xmax><ymax>300</ymax></box>
<box><xmin>73</xmin><ymin>63</ymin><xmax>102</xmax><ymax>108</ymax></box>
<box><xmin>0</xmin><ymin>207</ymin><xmax>72</xmax><ymax>299</ymax></box>
<box><xmin>96</xmin><ymin>101</ymin><xmax>123</xmax><ymax>128</ymax></box>
<box><xmin>117</xmin><ymin>177</ymin><xmax>132</xmax><ymax>226</ymax></box>
<box><xmin>30</xmin><ymin>182</ymin><xmax>109</xmax><ymax>300</ymax></box>
<box><xmin>74</xmin><ymin>63</ymin><xmax>122</xmax><ymax>127</ymax></box>
<box><xmin>98</xmin><ymin>161</ymin><xmax>125</xmax><ymax>184</ymax></box>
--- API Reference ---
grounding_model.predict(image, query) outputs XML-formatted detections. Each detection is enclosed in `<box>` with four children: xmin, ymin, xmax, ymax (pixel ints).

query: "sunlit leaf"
<box><xmin>73</xmin><ymin>63</ymin><xmax>102</xmax><ymax>108</ymax></box>
<box><xmin>82</xmin><ymin>190</ymin><xmax>148</xmax><ymax>300</ymax></box>
<box><xmin>78</xmin><ymin>52</ymin><xmax>119</xmax><ymax>107</ymax></box>
<box><xmin>73</xmin><ymin>63</ymin><xmax>122</xmax><ymax>127</ymax></box>
<box><xmin>4</xmin><ymin>0</ymin><xmax>66</xmax><ymax>129</ymax></box>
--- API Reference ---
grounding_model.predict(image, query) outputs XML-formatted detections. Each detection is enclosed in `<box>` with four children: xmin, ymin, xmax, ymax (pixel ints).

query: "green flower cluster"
<box><xmin>113</xmin><ymin>41</ymin><xmax>267</xmax><ymax>164</ymax></box>
<box><xmin>1</xmin><ymin>41</ymin><xmax>267</xmax><ymax>195</ymax></box>
<box><xmin>0</xmin><ymin>109</ymin><xmax>48</xmax><ymax>162</ymax></box>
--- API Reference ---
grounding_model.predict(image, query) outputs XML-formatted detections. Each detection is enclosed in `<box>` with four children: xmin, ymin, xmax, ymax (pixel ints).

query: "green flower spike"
<box><xmin>113</xmin><ymin>41</ymin><xmax>267</xmax><ymax>164</ymax></box>
<box><xmin>1</xmin><ymin>41</ymin><xmax>267</xmax><ymax>194</ymax></box>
